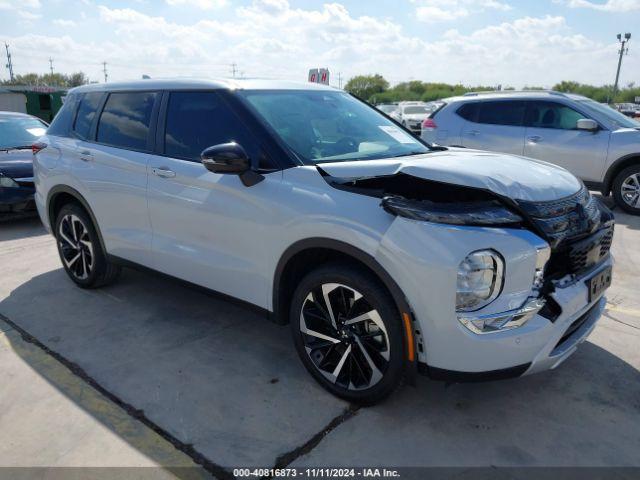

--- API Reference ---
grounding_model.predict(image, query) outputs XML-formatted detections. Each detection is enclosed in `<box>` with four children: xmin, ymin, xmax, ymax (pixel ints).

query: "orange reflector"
<box><xmin>402</xmin><ymin>313</ymin><xmax>415</xmax><ymax>362</ymax></box>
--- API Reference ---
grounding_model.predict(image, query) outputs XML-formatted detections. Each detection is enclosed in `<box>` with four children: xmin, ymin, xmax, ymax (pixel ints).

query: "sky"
<box><xmin>0</xmin><ymin>0</ymin><xmax>638</xmax><ymax>88</ymax></box>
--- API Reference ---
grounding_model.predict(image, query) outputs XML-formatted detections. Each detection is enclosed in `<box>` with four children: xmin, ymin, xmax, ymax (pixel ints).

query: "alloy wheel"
<box><xmin>299</xmin><ymin>283</ymin><xmax>390</xmax><ymax>390</ymax></box>
<box><xmin>621</xmin><ymin>173</ymin><xmax>640</xmax><ymax>208</ymax></box>
<box><xmin>58</xmin><ymin>214</ymin><xmax>94</xmax><ymax>280</ymax></box>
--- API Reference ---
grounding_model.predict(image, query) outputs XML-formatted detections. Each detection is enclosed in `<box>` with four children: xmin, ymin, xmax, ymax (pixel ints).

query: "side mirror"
<box><xmin>576</xmin><ymin>119</ymin><xmax>598</xmax><ymax>132</ymax></box>
<box><xmin>201</xmin><ymin>142</ymin><xmax>264</xmax><ymax>187</ymax></box>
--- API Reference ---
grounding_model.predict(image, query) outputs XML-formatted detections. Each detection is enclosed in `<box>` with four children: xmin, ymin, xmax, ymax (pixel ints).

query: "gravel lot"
<box><xmin>1</xmin><ymin>194</ymin><xmax>639</xmax><ymax>478</ymax></box>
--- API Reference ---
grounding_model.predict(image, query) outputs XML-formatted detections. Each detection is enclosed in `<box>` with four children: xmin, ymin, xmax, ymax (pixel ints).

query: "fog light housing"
<box><xmin>456</xmin><ymin>250</ymin><xmax>504</xmax><ymax>312</ymax></box>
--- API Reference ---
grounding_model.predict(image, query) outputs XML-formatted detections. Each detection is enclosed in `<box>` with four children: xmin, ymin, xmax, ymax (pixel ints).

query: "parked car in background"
<box><xmin>615</xmin><ymin>103</ymin><xmax>640</xmax><ymax>118</ymax></box>
<box><xmin>375</xmin><ymin>103</ymin><xmax>399</xmax><ymax>119</ymax></box>
<box><xmin>396</xmin><ymin>101</ymin><xmax>433</xmax><ymax>134</ymax></box>
<box><xmin>35</xmin><ymin>79</ymin><xmax>613</xmax><ymax>404</ymax></box>
<box><xmin>422</xmin><ymin>91</ymin><xmax>640</xmax><ymax>214</ymax></box>
<box><xmin>0</xmin><ymin>111</ymin><xmax>47</xmax><ymax>220</ymax></box>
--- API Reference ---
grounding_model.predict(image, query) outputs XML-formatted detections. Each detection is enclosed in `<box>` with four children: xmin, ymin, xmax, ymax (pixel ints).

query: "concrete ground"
<box><xmin>0</xmin><ymin>195</ymin><xmax>638</xmax><ymax>478</ymax></box>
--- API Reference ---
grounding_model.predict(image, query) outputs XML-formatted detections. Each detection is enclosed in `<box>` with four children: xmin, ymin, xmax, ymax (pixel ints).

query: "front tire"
<box><xmin>290</xmin><ymin>264</ymin><xmax>404</xmax><ymax>405</ymax></box>
<box><xmin>54</xmin><ymin>203</ymin><xmax>121</xmax><ymax>288</ymax></box>
<box><xmin>613</xmin><ymin>164</ymin><xmax>640</xmax><ymax>215</ymax></box>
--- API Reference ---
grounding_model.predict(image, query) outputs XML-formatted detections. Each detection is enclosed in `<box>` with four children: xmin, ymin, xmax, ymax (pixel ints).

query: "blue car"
<box><xmin>0</xmin><ymin>111</ymin><xmax>47</xmax><ymax>220</ymax></box>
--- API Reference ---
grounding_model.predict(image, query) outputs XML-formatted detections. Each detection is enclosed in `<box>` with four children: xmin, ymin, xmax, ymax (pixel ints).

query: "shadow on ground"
<box><xmin>1</xmin><ymin>265</ymin><xmax>639</xmax><ymax>471</ymax></box>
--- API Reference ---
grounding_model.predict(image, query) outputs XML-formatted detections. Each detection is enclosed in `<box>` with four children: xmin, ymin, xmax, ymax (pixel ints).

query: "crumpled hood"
<box><xmin>318</xmin><ymin>148</ymin><xmax>582</xmax><ymax>202</ymax></box>
<box><xmin>0</xmin><ymin>150</ymin><xmax>33</xmax><ymax>179</ymax></box>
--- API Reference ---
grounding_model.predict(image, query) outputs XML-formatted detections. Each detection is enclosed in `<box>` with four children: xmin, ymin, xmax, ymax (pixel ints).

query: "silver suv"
<box><xmin>421</xmin><ymin>91</ymin><xmax>640</xmax><ymax>214</ymax></box>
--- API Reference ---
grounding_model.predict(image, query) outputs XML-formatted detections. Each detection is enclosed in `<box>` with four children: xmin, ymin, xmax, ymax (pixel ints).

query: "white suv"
<box><xmin>34</xmin><ymin>79</ymin><xmax>614</xmax><ymax>404</ymax></box>
<box><xmin>421</xmin><ymin>91</ymin><xmax>640</xmax><ymax>214</ymax></box>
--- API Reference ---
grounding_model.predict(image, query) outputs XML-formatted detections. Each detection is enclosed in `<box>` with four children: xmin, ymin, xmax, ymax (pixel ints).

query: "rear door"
<box><xmin>460</xmin><ymin>100</ymin><xmax>526</xmax><ymax>155</ymax></box>
<box><xmin>147</xmin><ymin>90</ymin><xmax>282</xmax><ymax>307</ymax></box>
<box><xmin>522</xmin><ymin>100</ymin><xmax>610</xmax><ymax>182</ymax></box>
<box><xmin>72</xmin><ymin>90</ymin><xmax>158</xmax><ymax>265</ymax></box>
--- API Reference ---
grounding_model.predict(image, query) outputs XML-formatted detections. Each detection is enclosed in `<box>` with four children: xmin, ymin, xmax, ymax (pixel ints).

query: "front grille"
<box><xmin>517</xmin><ymin>187</ymin><xmax>615</xmax><ymax>278</ymax></box>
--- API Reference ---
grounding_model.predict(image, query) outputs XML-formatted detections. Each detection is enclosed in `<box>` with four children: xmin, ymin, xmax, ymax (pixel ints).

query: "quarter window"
<box><xmin>525</xmin><ymin>101</ymin><xmax>585</xmax><ymax>130</ymax></box>
<box><xmin>73</xmin><ymin>92</ymin><xmax>102</xmax><ymax>140</ymax></box>
<box><xmin>477</xmin><ymin>101</ymin><xmax>526</xmax><ymax>126</ymax></box>
<box><xmin>164</xmin><ymin>91</ymin><xmax>262</xmax><ymax>163</ymax></box>
<box><xmin>457</xmin><ymin>103</ymin><xmax>479</xmax><ymax>122</ymax></box>
<box><xmin>96</xmin><ymin>92</ymin><xmax>156</xmax><ymax>151</ymax></box>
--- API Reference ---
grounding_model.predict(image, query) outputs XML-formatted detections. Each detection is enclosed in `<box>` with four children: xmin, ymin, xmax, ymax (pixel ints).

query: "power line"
<box><xmin>4</xmin><ymin>42</ymin><xmax>15</xmax><ymax>82</ymax></box>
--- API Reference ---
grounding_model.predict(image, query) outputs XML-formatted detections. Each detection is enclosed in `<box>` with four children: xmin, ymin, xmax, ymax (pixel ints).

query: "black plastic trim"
<box><xmin>602</xmin><ymin>153</ymin><xmax>640</xmax><ymax>195</ymax></box>
<box><xmin>423</xmin><ymin>363</ymin><xmax>530</xmax><ymax>382</ymax></box>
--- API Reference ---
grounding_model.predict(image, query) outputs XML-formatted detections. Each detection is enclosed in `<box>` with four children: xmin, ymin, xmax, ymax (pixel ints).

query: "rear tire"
<box><xmin>613</xmin><ymin>164</ymin><xmax>640</xmax><ymax>215</ymax></box>
<box><xmin>290</xmin><ymin>263</ymin><xmax>404</xmax><ymax>405</ymax></box>
<box><xmin>54</xmin><ymin>203</ymin><xmax>121</xmax><ymax>288</ymax></box>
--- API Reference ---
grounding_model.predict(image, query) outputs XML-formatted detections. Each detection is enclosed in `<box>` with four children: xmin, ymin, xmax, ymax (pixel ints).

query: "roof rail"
<box><xmin>462</xmin><ymin>90</ymin><xmax>568</xmax><ymax>97</ymax></box>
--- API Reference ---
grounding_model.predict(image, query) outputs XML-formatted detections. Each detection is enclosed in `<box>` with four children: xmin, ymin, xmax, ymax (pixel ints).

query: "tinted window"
<box><xmin>525</xmin><ymin>101</ymin><xmax>586</xmax><ymax>130</ymax></box>
<box><xmin>39</xmin><ymin>94</ymin><xmax>51</xmax><ymax>110</ymax></box>
<box><xmin>73</xmin><ymin>92</ymin><xmax>102</xmax><ymax>140</ymax></box>
<box><xmin>97</xmin><ymin>92</ymin><xmax>156</xmax><ymax>150</ymax></box>
<box><xmin>48</xmin><ymin>94</ymin><xmax>78</xmax><ymax>137</ymax></box>
<box><xmin>164</xmin><ymin>91</ymin><xmax>263</xmax><ymax>163</ymax></box>
<box><xmin>478</xmin><ymin>101</ymin><xmax>525</xmax><ymax>126</ymax></box>
<box><xmin>457</xmin><ymin>103</ymin><xmax>479</xmax><ymax>122</ymax></box>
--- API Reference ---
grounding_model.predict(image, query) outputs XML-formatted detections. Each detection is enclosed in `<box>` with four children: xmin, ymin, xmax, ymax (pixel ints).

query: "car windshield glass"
<box><xmin>0</xmin><ymin>116</ymin><xmax>47</xmax><ymax>149</ymax></box>
<box><xmin>579</xmin><ymin>100</ymin><xmax>640</xmax><ymax>129</ymax></box>
<box><xmin>403</xmin><ymin>106</ymin><xmax>429</xmax><ymax>114</ymax></box>
<box><xmin>238</xmin><ymin>90</ymin><xmax>430</xmax><ymax>164</ymax></box>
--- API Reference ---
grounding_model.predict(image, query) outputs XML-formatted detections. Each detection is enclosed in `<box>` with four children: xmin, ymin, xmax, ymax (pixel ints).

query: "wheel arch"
<box><xmin>47</xmin><ymin>185</ymin><xmax>107</xmax><ymax>254</ymax></box>
<box><xmin>602</xmin><ymin>153</ymin><xmax>640</xmax><ymax>195</ymax></box>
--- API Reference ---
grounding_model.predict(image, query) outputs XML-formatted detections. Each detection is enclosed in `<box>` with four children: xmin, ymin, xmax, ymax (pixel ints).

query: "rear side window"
<box><xmin>164</xmin><ymin>91</ymin><xmax>262</xmax><ymax>163</ymax></box>
<box><xmin>477</xmin><ymin>101</ymin><xmax>525</xmax><ymax>126</ymax></box>
<box><xmin>456</xmin><ymin>103</ymin><xmax>479</xmax><ymax>122</ymax></box>
<box><xmin>97</xmin><ymin>92</ymin><xmax>157</xmax><ymax>151</ymax></box>
<box><xmin>73</xmin><ymin>92</ymin><xmax>102</xmax><ymax>140</ymax></box>
<box><xmin>48</xmin><ymin>94</ymin><xmax>78</xmax><ymax>137</ymax></box>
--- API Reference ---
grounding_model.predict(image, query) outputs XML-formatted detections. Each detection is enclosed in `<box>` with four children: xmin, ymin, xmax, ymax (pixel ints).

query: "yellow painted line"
<box><xmin>0</xmin><ymin>321</ymin><xmax>209</xmax><ymax>478</ymax></box>
<box><xmin>606</xmin><ymin>304</ymin><xmax>640</xmax><ymax>318</ymax></box>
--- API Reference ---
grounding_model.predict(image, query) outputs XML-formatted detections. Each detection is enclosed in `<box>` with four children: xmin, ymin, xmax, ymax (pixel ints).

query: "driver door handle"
<box><xmin>152</xmin><ymin>167</ymin><xmax>176</xmax><ymax>178</ymax></box>
<box><xmin>527</xmin><ymin>135</ymin><xmax>542</xmax><ymax>143</ymax></box>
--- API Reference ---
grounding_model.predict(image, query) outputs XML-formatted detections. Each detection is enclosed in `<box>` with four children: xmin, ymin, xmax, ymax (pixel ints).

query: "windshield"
<box><xmin>0</xmin><ymin>116</ymin><xmax>47</xmax><ymax>149</ymax></box>
<box><xmin>579</xmin><ymin>100</ymin><xmax>640</xmax><ymax>129</ymax></box>
<box><xmin>238</xmin><ymin>90</ymin><xmax>430</xmax><ymax>164</ymax></box>
<box><xmin>403</xmin><ymin>106</ymin><xmax>429</xmax><ymax>114</ymax></box>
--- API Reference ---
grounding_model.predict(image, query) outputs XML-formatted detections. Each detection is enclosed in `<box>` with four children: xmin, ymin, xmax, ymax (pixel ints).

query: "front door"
<box><xmin>147</xmin><ymin>90</ymin><xmax>282</xmax><ymax>308</ymax></box>
<box><xmin>522</xmin><ymin>100</ymin><xmax>610</xmax><ymax>182</ymax></box>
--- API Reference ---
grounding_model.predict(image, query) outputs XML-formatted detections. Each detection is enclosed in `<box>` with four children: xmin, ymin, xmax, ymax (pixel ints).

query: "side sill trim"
<box><xmin>420</xmin><ymin>362</ymin><xmax>530</xmax><ymax>383</ymax></box>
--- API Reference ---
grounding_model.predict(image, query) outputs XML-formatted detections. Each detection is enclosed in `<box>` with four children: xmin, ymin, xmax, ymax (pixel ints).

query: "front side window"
<box><xmin>164</xmin><ymin>91</ymin><xmax>262</xmax><ymax>163</ymax></box>
<box><xmin>73</xmin><ymin>92</ymin><xmax>102</xmax><ymax>140</ymax></box>
<box><xmin>525</xmin><ymin>101</ymin><xmax>585</xmax><ymax>130</ymax></box>
<box><xmin>477</xmin><ymin>101</ymin><xmax>526</xmax><ymax>127</ymax></box>
<box><xmin>97</xmin><ymin>92</ymin><xmax>156</xmax><ymax>150</ymax></box>
<box><xmin>0</xmin><ymin>116</ymin><xmax>47</xmax><ymax>149</ymax></box>
<box><xmin>238</xmin><ymin>90</ymin><xmax>430</xmax><ymax>164</ymax></box>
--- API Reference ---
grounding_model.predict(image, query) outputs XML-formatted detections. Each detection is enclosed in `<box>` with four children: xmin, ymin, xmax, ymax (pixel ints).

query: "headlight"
<box><xmin>456</xmin><ymin>250</ymin><xmax>504</xmax><ymax>312</ymax></box>
<box><xmin>381</xmin><ymin>196</ymin><xmax>522</xmax><ymax>226</ymax></box>
<box><xmin>0</xmin><ymin>174</ymin><xmax>19</xmax><ymax>188</ymax></box>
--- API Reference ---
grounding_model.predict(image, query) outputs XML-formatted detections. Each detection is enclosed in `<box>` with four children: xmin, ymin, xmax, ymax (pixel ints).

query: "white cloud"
<box><xmin>53</xmin><ymin>18</ymin><xmax>77</xmax><ymax>27</ymax></box>
<box><xmin>165</xmin><ymin>0</ymin><xmax>227</xmax><ymax>9</ymax></box>
<box><xmin>0</xmin><ymin>0</ymin><xmax>41</xmax><ymax>8</ymax></box>
<box><xmin>2</xmin><ymin>3</ymin><xmax>637</xmax><ymax>88</ymax></box>
<box><xmin>564</xmin><ymin>0</ymin><xmax>640</xmax><ymax>11</ymax></box>
<box><xmin>414</xmin><ymin>0</ymin><xmax>511</xmax><ymax>23</ymax></box>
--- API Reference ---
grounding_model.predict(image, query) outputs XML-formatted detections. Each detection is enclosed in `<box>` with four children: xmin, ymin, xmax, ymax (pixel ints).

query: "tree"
<box><xmin>67</xmin><ymin>72</ymin><xmax>89</xmax><ymax>87</ymax></box>
<box><xmin>1</xmin><ymin>71</ymin><xmax>89</xmax><ymax>87</ymax></box>
<box><xmin>344</xmin><ymin>74</ymin><xmax>389</xmax><ymax>102</ymax></box>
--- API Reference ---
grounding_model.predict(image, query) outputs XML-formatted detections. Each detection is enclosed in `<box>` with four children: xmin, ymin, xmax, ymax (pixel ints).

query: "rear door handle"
<box><xmin>152</xmin><ymin>167</ymin><xmax>176</xmax><ymax>178</ymax></box>
<box><xmin>527</xmin><ymin>135</ymin><xmax>542</xmax><ymax>143</ymax></box>
<box><xmin>79</xmin><ymin>150</ymin><xmax>93</xmax><ymax>162</ymax></box>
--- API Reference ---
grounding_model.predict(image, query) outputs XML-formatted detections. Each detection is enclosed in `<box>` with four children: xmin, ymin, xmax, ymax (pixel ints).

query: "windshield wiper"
<box><xmin>0</xmin><ymin>145</ymin><xmax>33</xmax><ymax>152</ymax></box>
<box><xmin>391</xmin><ymin>151</ymin><xmax>429</xmax><ymax>158</ymax></box>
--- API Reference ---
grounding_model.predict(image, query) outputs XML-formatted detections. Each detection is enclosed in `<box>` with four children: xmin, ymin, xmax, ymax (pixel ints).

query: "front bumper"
<box><xmin>376</xmin><ymin>217</ymin><xmax>612</xmax><ymax>379</ymax></box>
<box><xmin>0</xmin><ymin>185</ymin><xmax>36</xmax><ymax>219</ymax></box>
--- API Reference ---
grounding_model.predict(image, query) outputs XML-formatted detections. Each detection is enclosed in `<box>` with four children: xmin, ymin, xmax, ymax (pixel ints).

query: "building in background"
<box><xmin>0</xmin><ymin>85</ymin><xmax>67</xmax><ymax>122</ymax></box>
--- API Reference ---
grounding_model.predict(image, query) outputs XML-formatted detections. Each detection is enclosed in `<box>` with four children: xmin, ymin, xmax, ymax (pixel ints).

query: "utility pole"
<box><xmin>338</xmin><ymin>72</ymin><xmax>342</xmax><ymax>89</ymax></box>
<box><xmin>102</xmin><ymin>61</ymin><xmax>108</xmax><ymax>83</ymax></box>
<box><xmin>230</xmin><ymin>62</ymin><xmax>237</xmax><ymax>78</ymax></box>
<box><xmin>4</xmin><ymin>42</ymin><xmax>15</xmax><ymax>83</ymax></box>
<box><xmin>613</xmin><ymin>33</ymin><xmax>631</xmax><ymax>101</ymax></box>
<box><xmin>49</xmin><ymin>57</ymin><xmax>54</xmax><ymax>76</ymax></box>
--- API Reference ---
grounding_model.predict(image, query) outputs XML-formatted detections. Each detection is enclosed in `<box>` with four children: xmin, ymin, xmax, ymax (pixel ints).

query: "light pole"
<box><xmin>613</xmin><ymin>33</ymin><xmax>631</xmax><ymax>101</ymax></box>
